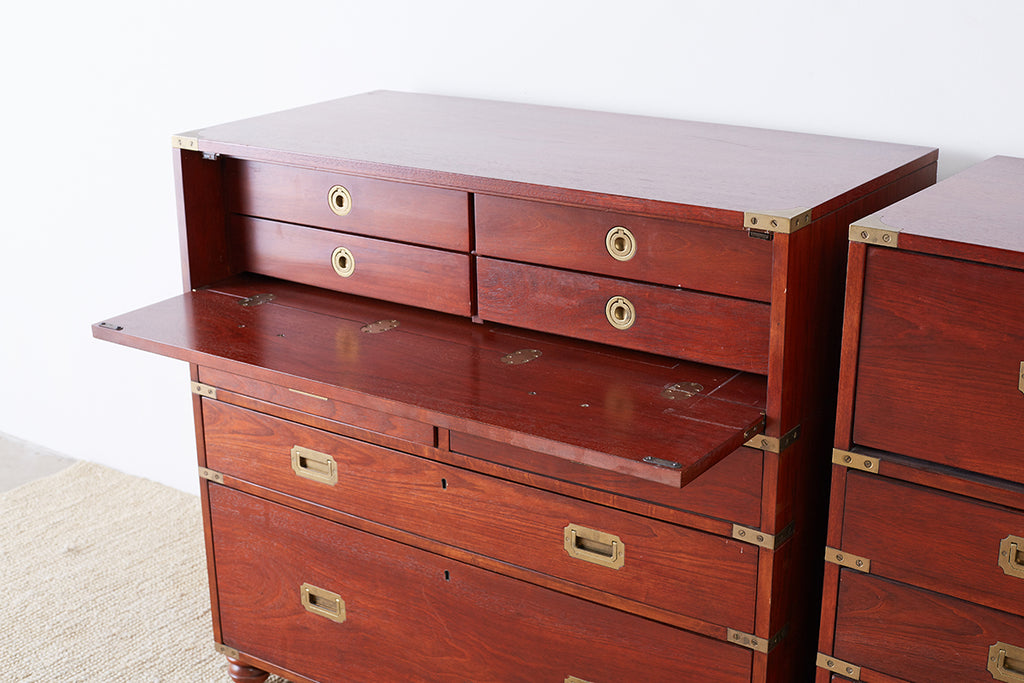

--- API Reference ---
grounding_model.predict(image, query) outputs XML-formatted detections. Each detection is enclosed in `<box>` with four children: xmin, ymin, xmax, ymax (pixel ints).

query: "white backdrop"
<box><xmin>2</xmin><ymin>0</ymin><xmax>1022</xmax><ymax>493</ymax></box>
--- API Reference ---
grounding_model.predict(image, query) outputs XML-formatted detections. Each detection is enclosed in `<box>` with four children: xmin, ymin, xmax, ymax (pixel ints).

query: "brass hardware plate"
<box><xmin>745</xmin><ymin>424</ymin><xmax>801</xmax><ymax>453</ymax></box>
<box><xmin>288</xmin><ymin>387</ymin><xmax>329</xmax><ymax>401</ymax></box>
<box><xmin>989</xmin><ymin>642</ymin><xmax>1024</xmax><ymax>682</ymax></box>
<box><xmin>999</xmin><ymin>535</ymin><xmax>1024</xmax><ymax>579</ymax></box>
<box><xmin>501</xmin><ymin>349</ymin><xmax>542</xmax><ymax>365</ymax></box>
<box><xmin>850</xmin><ymin>215</ymin><xmax>900</xmax><ymax>248</ymax></box>
<box><xmin>1018</xmin><ymin>361</ymin><xmax>1023</xmax><ymax>395</ymax></box>
<box><xmin>825</xmin><ymin>546</ymin><xmax>871</xmax><ymax>573</ymax></box>
<box><xmin>816</xmin><ymin>652</ymin><xmax>861</xmax><ymax>680</ymax></box>
<box><xmin>361</xmin><ymin>319</ymin><xmax>400</xmax><ymax>334</ymax></box>
<box><xmin>97</xmin><ymin>321</ymin><xmax>124</xmax><ymax>331</ymax></box>
<box><xmin>832</xmin><ymin>448</ymin><xmax>880</xmax><ymax>474</ymax></box>
<box><xmin>564</xmin><ymin>523</ymin><xmax>625</xmax><ymax>570</ymax></box>
<box><xmin>727</xmin><ymin>626</ymin><xmax>787</xmax><ymax>654</ymax></box>
<box><xmin>171</xmin><ymin>135</ymin><xmax>199</xmax><ymax>151</ymax></box>
<box><xmin>642</xmin><ymin>455</ymin><xmax>682</xmax><ymax>470</ymax></box>
<box><xmin>605</xmin><ymin>295</ymin><xmax>636</xmax><ymax>330</ymax></box>
<box><xmin>198</xmin><ymin>467</ymin><xmax>224</xmax><ymax>484</ymax></box>
<box><xmin>660</xmin><ymin>382</ymin><xmax>703</xmax><ymax>399</ymax></box>
<box><xmin>301</xmin><ymin>583</ymin><xmax>346</xmax><ymax>623</ymax></box>
<box><xmin>190</xmin><ymin>381</ymin><xmax>217</xmax><ymax>399</ymax></box>
<box><xmin>238</xmin><ymin>292</ymin><xmax>275</xmax><ymax>307</ymax></box>
<box><xmin>732</xmin><ymin>522</ymin><xmax>794</xmax><ymax>550</ymax></box>
<box><xmin>605</xmin><ymin>225</ymin><xmax>637</xmax><ymax>261</ymax></box>
<box><xmin>291</xmin><ymin>446</ymin><xmax>338</xmax><ymax>486</ymax></box>
<box><xmin>743</xmin><ymin>207</ymin><xmax>812</xmax><ymax>234</ymax></box>
<box><xmin>214</xmin><ymin>642</ymin><xmax>240</xmax><ymax>659</ymax></box>
<box><xmin>331</xmin><ymin>246</ymin><xmax>355</xmax><ymax>278</ymax></box>
<box><xmin>327</xmin><ymin>184</ymin><xmax>353</xmax><ymax>217</ymax></box>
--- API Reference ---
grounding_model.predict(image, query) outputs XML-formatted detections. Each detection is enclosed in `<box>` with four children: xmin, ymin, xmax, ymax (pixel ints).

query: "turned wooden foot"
<box><xmin>226</xmin><ymin>656</ymin><xmax>270</xmax><ymax>682</ymax></box>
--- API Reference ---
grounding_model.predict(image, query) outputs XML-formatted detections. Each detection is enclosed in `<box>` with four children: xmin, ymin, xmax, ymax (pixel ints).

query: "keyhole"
<box><xmin>441</xmin><ymin>478</ymin><xmax>448</xmax><ymax>489</ymax></box>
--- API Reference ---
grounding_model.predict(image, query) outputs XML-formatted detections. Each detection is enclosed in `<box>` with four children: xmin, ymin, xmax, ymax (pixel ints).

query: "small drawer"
<box><xmin>231</xmin><ymin>215</ymin><xmax>472</xmax><ymax>316</ymax></box>
<box><xmin>477</xmin><ymin>257</ymin><xmax>771</xmax><ymax>374</ymax></box>
<box><xmin>203</xmin><ymin>400</ymin><xmax>759</xmax><ymax>631</ymax></box>
<box><xmin>852</xmin><ymin>248</ymin><xmax>1024</xmax><ymax>484</ymax></box>
<box><xmin>832</xmin><ymin>572</ymin><xmax>1024</xmax><ymax>683</ymax></box>
<box><xmin>838</xmin><ymin>472</ymin><xmax>1024</xmax><ymax>618</ymax></box>
<box><xmin>476</xmin><ymin>195</ymin><xmax>773</xmax><ymax>301</ymax></box>
<box><xmin>225</xmin><ymin>158</ymin><xmax>470</xmax><ymax>251</ymax></box>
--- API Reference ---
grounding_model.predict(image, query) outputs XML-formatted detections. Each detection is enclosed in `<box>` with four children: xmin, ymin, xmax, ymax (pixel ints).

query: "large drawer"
<box><xmin>832</xmin><ymin>571</ymin><xmax>1024</xmax><ymax>683</ymax></box>
<box><xmin>209</xmin><ymin>485</ymin><xmax>753</xmax><ymax>682</ymax></box>
<box><xmin>477</xmin><ymin>257</ymin><xmax>771</xmax><ymax>373</ymax></box>
<box><xmin>225</xmin><ymin>158</ymin><xmax>470</xmax><ymax>251</ymax></box>
<box><xmin>852</xmin><ymin>248</ymin><xmax>1024</xmax><ymax>484</ymax></box>
<box><xmin>203</xmin><ymin>399</ymin><xmax>759</xmax><ymax>631</ymax></box>
<box><xmin>474</xmin><ymin>194</ymin><xmax>773</xmax><ymax>301</ymax></box>
<box><xmin>838</xmin><ymin>471</ymin><xmax>1024</xmax><ymax>619</ymax></box>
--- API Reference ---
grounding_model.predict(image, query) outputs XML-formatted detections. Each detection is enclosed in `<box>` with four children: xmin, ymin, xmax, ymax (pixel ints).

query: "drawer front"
<box><xmin>210</xmin><ymin>485</ymin><xmax>753</xmax><ymax>683</ymax></box>
<box><xmin>477</xmin><ymin>257</ymin><xmax>770</xmax><ymax>374</ymax></box>
<box><xmin>231</xmin><ymin>215</ymin><xmax>472</xmax><ymax>316</ymax></box>
<box><xmin>475</xmin><ymin>195</ymin><xmax>773</xmax><ymax>301</ymax></box>
<box><xmin>853</xmin><ymin>248</ymin><xmax>1024</xmax><ymax>483</ymax></box>
<box><xmin>225</xmin><ymin>158</ymin><xmax>470</xmax><ymax>251</ymax></box>
<box><xmin>203</xmin><ymin>400</ymin><xmax>759</xmax><ymax>630</ymax></box>
<box><xmin>840</xmin><ymin>472</ymin><xmax>1024</xmax><ymax>618</ymax></box>
<box><xmin>833</xmin><ymin>571</ymin><xmax>1024</xmax><ymax>683</ymax></box>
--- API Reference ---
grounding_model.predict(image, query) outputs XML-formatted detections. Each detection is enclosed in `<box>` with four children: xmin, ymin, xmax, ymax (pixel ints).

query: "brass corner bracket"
<box><xmin>213</xmin><ymin>642</ymin><xmax>240</xmax><ymax>659</ymax></box>
<box><xmin>850</xmin><ymin>215</ymin><xmax>900</xmax><ymax>248</ymax></box>
<box><xmin>732</xmin><ymin>521</ymin><xmax>794</xmax><ymax>550</ymax></box>
<box><xmin>743</xmin><ymin>207</ymin><xmax>813</xmax><ymax>234</ymax></box>
<box><xmin>727</xmin><ymin>624</ymin><xmax>788</xmax><ymax>654</ymax></box>
<box><xmin>171</xmin><ymin>135</ymin><xmax>199</xmax><ymax>151</ymax></box>
<box><xmin>817</xmin><ymin>652</ymin><xmax>861</xmax><ymax>680</ymax></box>
<box><xmin>745</xmin><ymin>424</ymin><xmax>801</xmax><ymax>454</ymax></box>
<box><xmin>832</xmin><ymin>448</ymin><xmax>880</xmax><ymax>474</ymax></box>
<box><xmin>825</xmin><ymin>546</ymin><xmax>871</xmax><ymax>573</ymax></box>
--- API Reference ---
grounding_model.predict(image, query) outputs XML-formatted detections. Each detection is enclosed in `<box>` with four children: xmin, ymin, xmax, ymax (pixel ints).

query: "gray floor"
<box><xmin>0</xmin><ymin>433</ymin><xmax>76</xmax><ymax>493</ymax></box>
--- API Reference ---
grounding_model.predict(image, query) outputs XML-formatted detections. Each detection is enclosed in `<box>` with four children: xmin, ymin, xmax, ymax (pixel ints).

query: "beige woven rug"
<box><xmin>0</xmin><ymin>461</ymin><xmax>287</xmax><ymax>682</ymax></box>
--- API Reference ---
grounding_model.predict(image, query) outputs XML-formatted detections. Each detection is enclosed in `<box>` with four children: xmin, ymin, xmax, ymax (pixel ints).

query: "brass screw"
<box><xmin>738</xmin><ymin>529</ymin><xmax>746</xmax><ymax>537</ymax></box>
<box><xmin>861</xmin><ymin>230</ymin><xmax>869</xmax><ymax>240</ymax></box>
<box><xmin>843</xmin><ymin>455</ymin><xmax>852</xmax><ymax>464</ymax></box>
<box><xmin>856</xmin><ymin>559</ymin><xmax>864</xmax><ymax>567</ymax></box>
<box><xmin>882</xmin><ymin>233</ymin><xmax>892</xmax><ymax>243</ymax></box>
<box><xmin>863</xmin><ymin>460</ymin><xmax>873</xmax><ymax>469</ymax></box>
<box><xmin>750</xmin><ymin>217</ymin><xmax>758</xmax><ymax>225</ymax></box>
<box><xmin>770</xmin><ymin>219</ymin><xmax>779</xmax><ymax>228</ymax></box>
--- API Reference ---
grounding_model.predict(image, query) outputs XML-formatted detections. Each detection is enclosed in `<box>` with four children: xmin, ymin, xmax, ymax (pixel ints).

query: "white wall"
<box><xmin>2</xmin><ymin>1</ymin><xmax>1022</xmax><ymax>493</ymax></box>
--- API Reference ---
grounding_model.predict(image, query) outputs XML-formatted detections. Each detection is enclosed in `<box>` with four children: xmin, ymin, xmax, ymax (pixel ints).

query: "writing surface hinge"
<box><xmin>198</xmin><ymin>467</ymin><xmax>224</xmax><ymax>484</ymax></box>
<box><xmin>817</xmin><ymin>652</ymin><xmax>862</xmax><ymax>680</ymax></box>
<box><xmin>743</xmin><ymin>207</ymin><xmax>812</xmax><ymax>234</ymax></box>
<box><xmin>732</xmin><ymin>521</ymin><xmax>794</xmax><ymax>550</ymax></box>
<box><xmin>849</xmin><ymin>215</ymin><xmax>900</xmax><ymax>248</ymax></box>
<box><xmin>213</xmin><ymin>642</ymin><xmax>239</xmax><ymax>659</ymax></box>
<box><xmin>832</xmin><ymin>448</ymin><xmax>880</xmax><ymax>474</ymax></box>
<box><xmin>745</xmin><ymin>424</ymin><xmax>801</xmax><ymax>454</ymax></box>
<box><xmin>825</xmin><ymin>546</ymin><xmax>871</xmax><ymax>573</ymax></box>
<box><xmin>171</xmin><ymin>135</ymin><xmax>199</xmax><ymax>151</ymax></box>
<box><xmin>190</xmin><ymin>381</ymin><xmax>217</xmax><ymax>399</ymax></box>
<box><xmin>727</xmin><ymin>624</ymin><xmax>788</xmax><ymax>654</ymax></box>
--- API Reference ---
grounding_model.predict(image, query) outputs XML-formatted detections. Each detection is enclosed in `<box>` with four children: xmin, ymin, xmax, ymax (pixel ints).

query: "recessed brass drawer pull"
<box><xmin>999</xmin><ymin>535</ymin><xmax>1024</xmax><ymax>579</ymax></box>
<box><xmin>605</xmin><ymin>295</ymin><xmax>636</xmax><ymax>330</ymax></box>
<box><xmin>301</xmin><ymin>583</ymin><xmax>346</xmax><ymax>623</ymax></box>
<box><xmin>331</xmin><ymin>246</ymin><xmax>355</xmax><ymax>278</ymax></box>
<box><xmin>988</xmin><ymin>642</ymin><xmax>1024</xmax><ymax>682</ymax></box>
<box><xmin>605</xmin><ymin>225</ymin><xmax>636</xmax><ymax>261</ymax></box>
<box><xmin>291</xmin><ymin>446</ymin><xmax>338</xmax><ymax>486</ymax></box>
<box><xmin>563</xmin><ymin>523</ymin><xmax>625</xmax><ymax>569</ymax></box>
<box><xmin>327</xmin><ymin>184</ymin><xmax>352</xmax><ymax>216</ymax></box>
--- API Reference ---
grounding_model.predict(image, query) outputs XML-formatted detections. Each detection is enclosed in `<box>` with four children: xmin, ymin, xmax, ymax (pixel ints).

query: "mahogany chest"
<box><xmin>817</xmin><ymin>156</ymin><xmax>1024</xmax><ymax>682</ymax></box>
<box><xmin>94</xmin><ymin>92</ymin><xmax>936</xmax><ymax>682</ymax></box>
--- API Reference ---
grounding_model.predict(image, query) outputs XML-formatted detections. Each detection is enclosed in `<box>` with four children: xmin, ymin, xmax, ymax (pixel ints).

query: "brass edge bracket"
<box><xmin>199</xmin><ymin>467</ymin><xmax>224</xmax><ymax>484</ymax></box>
<box><xmin>743</xmin><ymin>207</ymin><xmax>813</xmax><ymax>234</ymax></box>
<box><xmin>849</xmin><ymin>215</ymin><xmax>899</xmax><ymax>248</ymax></box>
<box><xmin>171</xmin><ymin>135</ymin><xmax>199</xmax><ymax>151</ymax></box>
<box><xmin>1018</xmin><ymin>361</ymin><xmax>1023</xmax><ymax>395</ymax></box>
<box><xmin>732</xmin><ymin>521</ymin><xmax>794</xmax><ymax>550</ymax></box>
<box><xmin>213</xmin><ymin>642</ymin><xmax>240</xmax><ymax>659</ymax></box>
<box><xmin>744</xmin><ymin>424</ymin><xmax>801</xmax><ymax>454</ymax></box>
<box><xmin>191</xmin><ymin>381</ymin><xmax>217</xmax><ymax>399</ymax></box>
<box><xmin>832</xmin><ymin>448</ymin><xmax>880</xmax><ymax>474</ymax></box>
<box><xmin>825</xmin><ymin>546</ymin><xmax>871</xmax><ymax>573</ymax></box>
<box><xmin>727</xmin><ymin>624</ymin><xmax>788</xmax><ymax>654</ymax></box>
<box><xmin>817</xmin><ymin>652</ymin><xmax>861</xmax><ymax>680</ymax></box>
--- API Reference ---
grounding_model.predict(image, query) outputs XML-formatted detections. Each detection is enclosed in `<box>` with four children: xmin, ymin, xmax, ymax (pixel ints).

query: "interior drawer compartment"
<box><xmin>203</xmin><ymin>400</ymin><xmax>759</xmax><ymax>631</ymax></box>
<box><xmin>837</xmin><ymin>471</ymin><xmax>1024</xmax><ymax>618</ymax></box>
<box><xmin>224</xmin><ymin>158</ymin><xmax>470</xmax><ymax>251</ymax></box>
<box><xmin>831</xmin><ymin>571</ymin><xmax>1024</xmax><ymax>683</ymax></box>
<box><xmin>477</xmin><ymin>257</ymin><xmax>770</xmax><ymax>373</ymax></box>
<box><xmin>852</xmin><ymin>248</ymin><xmax>1024</xmax><ymax>484</ymax></box>
<box><xmin>210</xmin><ymin>485</ymin><xmax>753</xmax><ymax>682</ymax></box>
<box><xmin>475</xmin><ymin>194</ymin><xmax>773</xmax><ymax>301</ymax></box>
<box><xmin>231</xmin><ymin>215</ymin><xmax>472</xmax><ymax>316</ymax></box>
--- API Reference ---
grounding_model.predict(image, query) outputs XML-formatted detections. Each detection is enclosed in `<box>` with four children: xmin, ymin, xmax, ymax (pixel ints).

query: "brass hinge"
<box><xmin>191</xmin><ymin>381</ymin><xmax>217</xmax><ymax>399</ymax></box>
<box><xmin>817</xmin><ymin>653</ymin><xmax>861</xmax><ymax>680</ymax></box>
<box><xmin>727</xmin><ymin>624</ymin><xmax>788</xmax><ymax>654</ymax></box>
<box><xmin>732</xmin><ymin>521</ymin><xmax>794</xmax><ymax>550</ymax></box>
<box><xmin>849</xmin><ymin>215</ymin><xmax>899</xmax><ymax>248</ymax></box>
<box><xmin>743</xmin><ymin>207</ymin><xmax>813</xmax><ymax>234</ymax></box>
<box><xmin>213</xmin><ymin>642</ymin><xmax>239</xmax><ymax>659</ymax></box>
<box><xmin>198</xmin><ymin>467</ymin><xmax>224</xmax><ymax>484</ymax></box>
<box><xmin>238</xmin><ymin>292</ymin><xmax>276</xmax><ymax>307</ymax></box>
<box><xmin>825</xmin><ymin>546</ymin><xmax>871</xmax><ymax>573</ymax></box>
<box><xmin>745</xmin><ymin>424</ymin><xmax>801</xmax><ymax>454</ymax></box>
<box><xmin>171</xmin><ymin>135</ymin><xmax>199</xmax><ymax>151</ymax></box>
<box><xmin>832</xmin><ymin>448</ymin><xmax>880</xmax><ymax>474</ymax></box>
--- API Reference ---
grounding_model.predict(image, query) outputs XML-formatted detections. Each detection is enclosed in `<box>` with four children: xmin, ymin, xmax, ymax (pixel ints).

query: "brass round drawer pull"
<box><xmin>327</xmin><ymin>184</ymin><xmax>353</xmax><ymax>216</ymax></box>
<box><xmin>331</xmin><ymin>246</ymin><xmax>355</xmax><ymax>278</ymax></box>
<box><xmin>605</xmin><ymin>295</ymin><xmax>636</xmax><ymax>330</ymax></box>
<box><xmin>605</xmin><ymin>226</ymin><xmax>636</xmax><ymax>261</ymax></box>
